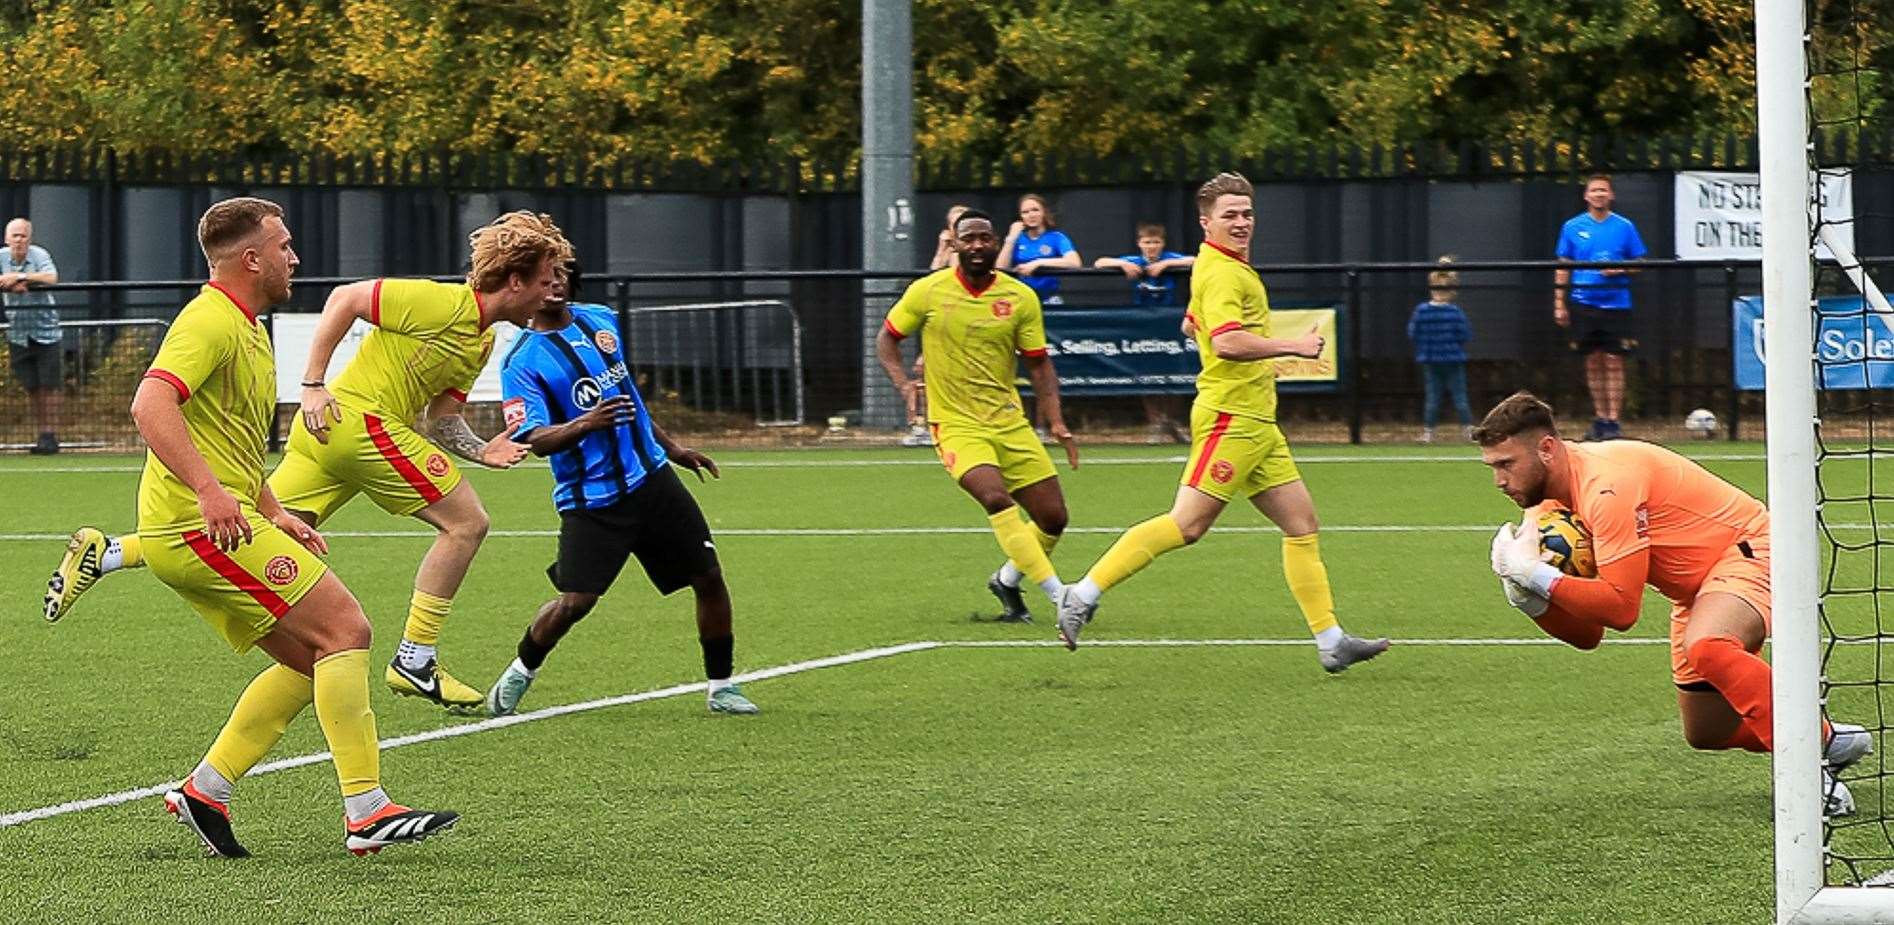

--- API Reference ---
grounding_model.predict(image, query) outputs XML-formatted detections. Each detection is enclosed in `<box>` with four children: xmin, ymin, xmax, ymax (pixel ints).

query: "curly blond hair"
<box><xmin>467</xmin><ymin>211</ymin><xmax>573</xmax><ymax>292</ymax></box>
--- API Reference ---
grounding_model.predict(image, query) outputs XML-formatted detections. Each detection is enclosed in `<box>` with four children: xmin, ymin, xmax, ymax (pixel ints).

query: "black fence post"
<box><xmin>1347</xmin><ymin>269</ymin><xmax>1364</xmax><ymax>444</ymax></box>
<box><xmin>1725</xmin><ymin>262</ymin><xmax>1742</xmax><ymax>441</ymax></box>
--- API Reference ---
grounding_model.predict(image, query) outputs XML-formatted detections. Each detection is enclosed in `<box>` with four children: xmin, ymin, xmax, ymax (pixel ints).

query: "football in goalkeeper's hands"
<box><xmin>1537</xmin><ymin>508</ymin><xmax>1597</xmax><ymax>578</ymax></box>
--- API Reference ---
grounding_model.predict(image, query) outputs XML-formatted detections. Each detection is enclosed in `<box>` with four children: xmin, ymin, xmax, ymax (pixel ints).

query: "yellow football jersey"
<box><xmin>331</xmin><ymin>279</ymin><xmax>496</xmax><ymax>420</ymax></box>
<box><xmin>1185</xmin><ymin>242</ymin><xmax>1277</xmax><ymax>422</ymax></box>
<box><xmin>884</xmin><ymin>269</ymin><xmax>1048</xmax><ymax>429</ymax></box>
<box><xmin>137</xmin><ymin>284</ymin><xmax>276</xmax><ymax>534</ymax></box>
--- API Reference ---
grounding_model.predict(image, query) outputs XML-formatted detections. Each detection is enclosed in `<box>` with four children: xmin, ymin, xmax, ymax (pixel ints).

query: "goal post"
<box><xmin>1763</xmin><ymin>0</ymin><xmax>1894</xmax><ymax>919</ymax></box>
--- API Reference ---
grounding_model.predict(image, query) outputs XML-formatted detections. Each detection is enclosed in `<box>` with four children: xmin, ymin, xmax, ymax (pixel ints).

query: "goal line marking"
<box><xmin>0</xmin><ymin>636</ymin><xmax>1669</xmax><ymax>830</ymax></box>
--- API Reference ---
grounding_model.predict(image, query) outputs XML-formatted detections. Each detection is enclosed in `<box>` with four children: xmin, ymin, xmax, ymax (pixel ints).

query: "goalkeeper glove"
<box><xmin>1499</xmin><ymin>576</ymin><xmax>1550</xmax><ymax>618</ymax></box>
<box><xmin>1490</xmin><ymin>510</ymin><xmax>1563</xmax><ymax>599</ymax></box>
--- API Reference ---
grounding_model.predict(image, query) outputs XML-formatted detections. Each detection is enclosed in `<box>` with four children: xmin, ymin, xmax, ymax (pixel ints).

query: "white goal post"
<box><xmin>1763</xmin><ymin>0</ymin><xmax>1894</xmax><ymax>919</ymax></box>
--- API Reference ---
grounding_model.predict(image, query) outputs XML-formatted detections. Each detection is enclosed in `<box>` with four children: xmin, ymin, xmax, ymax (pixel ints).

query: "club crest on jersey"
<box><xmin>426</xmin><ymin>453</ymin><xmax>449</xmax><ymax>477</ymax></box>
<box><xmin>992</xmin><ymin>299</ymin><xmax>1013</xmax><ymax>318</ymax></box>
<box><xmin>1635</xmin><ymin>505</ymin><xmax>1650</xmax><ymax>539</ymax></box>
<box><xmin>594</xmin><ymin>329</ymin><xmax>618</xmax><ymax>355</ymax></box>
<box><xmin>941</xmin><ymin>451</ymin><xmax>957</xmax><ymax>470</ymax></box>
<box><xmin>502</xmin><ymin>397</ymin><xmax>525</xmax><ymax>428</ymax></box>
<box><xmin>264</xmin><ymin>555</ymin><xmax>298</xmax><ymax>586</ymax></box>
<box><xmin>1209</xmin><ymin>460</ymin><xmax>1235</xmax><ymax>484</ymax></box>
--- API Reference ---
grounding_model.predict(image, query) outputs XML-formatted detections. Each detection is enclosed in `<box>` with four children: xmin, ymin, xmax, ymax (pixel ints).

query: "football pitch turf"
<box><xmin>0</xmin><ymin>443</ymin><xmax>1839</xmax><ymax>922</ymax></box>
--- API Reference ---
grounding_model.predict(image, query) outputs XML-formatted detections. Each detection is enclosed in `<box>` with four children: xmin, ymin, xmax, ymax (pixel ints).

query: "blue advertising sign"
<box><xmin>1037</xmin><ymin>303</ymin><xmax>1343</xmax><ymax>396</ymax></box>
<box><xmin>1733</xmin><ymin>295</ymin><xmax>1894</xmax><ymax>390</ymax></box>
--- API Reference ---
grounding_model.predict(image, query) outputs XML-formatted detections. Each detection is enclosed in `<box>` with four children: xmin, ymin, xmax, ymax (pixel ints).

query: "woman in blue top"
<box><xmin>997</xmin><ymin>193</ymin><xmax>1081</xmax><ymax>304</ymax></box>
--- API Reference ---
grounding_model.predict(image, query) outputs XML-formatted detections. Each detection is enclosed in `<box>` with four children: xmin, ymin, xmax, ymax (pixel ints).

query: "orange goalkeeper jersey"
<box><xmin>1560</xmin><ymin>440</ymin><xmax>1769</xmax><ymax>605</ymax></box>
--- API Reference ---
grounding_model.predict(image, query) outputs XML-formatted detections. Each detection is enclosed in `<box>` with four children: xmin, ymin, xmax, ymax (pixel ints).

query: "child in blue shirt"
<box><xmin>1094</xmin><ymin>222</ymin><xmax>1194</xmax><ymax>307</ymax></box>
<box><xmin>1407</xmin><ymin>262</ymin><xmax>1473</xmax><ymax>442</ymax></box>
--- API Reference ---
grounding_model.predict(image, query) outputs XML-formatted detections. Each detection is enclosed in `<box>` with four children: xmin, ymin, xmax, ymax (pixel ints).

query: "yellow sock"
<box><xmin>205</xmin><ymin>664</ymin><xmax>313</xmax><ymax>783</ymax></box>
<box><xmin>312</xmin><ymin>649</ymin><xmax>380</xmax><ymax>798</ymax></box>
<box><xmin>1086</xmin><ymin>514</ymin><xmax>1186</xmax><ymax>593</ymax></box>
<box><xmin>1282</xmin><ymin>533</ymin><xmax>1339</xmax><ymax>635</ymax></box>
<box><xmin>403</xmin><ymin>589</ymin><xmax>452</xmax><ymax>646</ymax></box>
<box><xmin>116</xmin><ymin>534</ymin><xmax>144</xmax><ymax>569</ymax></box>
<box><xmin>1030</xmin><ymin>522</ymin><xmax>1059</xmax><ymax>555</ymax></box>
<box><xmin>989</xmin><ymin>507</ymin><xmax>1056</xmax><ymax>585</ymax></box>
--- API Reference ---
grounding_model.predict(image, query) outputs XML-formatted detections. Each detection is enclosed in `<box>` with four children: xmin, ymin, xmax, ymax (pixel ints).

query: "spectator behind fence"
<box><xmin>1554</xmin><ymin>173</ymin><xmax>1647</xmax><ymax>441</ymax></box>
<box><xmin>3</xmin><ymin>217</ymin><xmax>61</xmax><ymax>454</ymax></box>
<box><xmin>1096</xmin><ymin>222</ymin><xmax>1194</xmax><ymax>442</ymax></box>
<box><xmin>1094</xmin><ymin>222</ymin><xmax>1194</xmax><ymax>307</ymax></box>
<box><xmin>1407</xmin><ymin>258</ymin><xmax>1472</xmax><ymax>444</ymax></box>
<box><xmin>929</xmin><ymin>204</ymin><xmax>970</xmax><ymax>271</ymax></box>
<box><xmin>998</xmin><ymin>193</ymin><xmax>1080</xmax><ymax>305</ymax></box>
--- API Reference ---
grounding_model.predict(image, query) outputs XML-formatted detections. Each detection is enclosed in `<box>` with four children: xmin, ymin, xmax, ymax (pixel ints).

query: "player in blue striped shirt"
<box><xmin>487</xmin><ymin>263</ymin><xmax>758</xmax><ymax>716</ymax></box>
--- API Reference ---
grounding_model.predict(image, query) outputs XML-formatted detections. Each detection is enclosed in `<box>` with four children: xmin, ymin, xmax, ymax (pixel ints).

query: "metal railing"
<box><xmin>3</xmin><ymin>257</ymin><xmax>1836</xmax><ymax>450</ymax></box>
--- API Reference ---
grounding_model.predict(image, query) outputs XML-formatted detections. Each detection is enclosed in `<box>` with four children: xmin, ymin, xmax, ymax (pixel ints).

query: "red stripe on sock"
<box><xmin>364</xmin><ymin>414</ymin><xmax>444</xmax><ymax>504</ymax></box>
<box><xmin>183</xmin><ymin>530</ymin><xmax>291</xmax><ymax>617</ymax></box>
<box><xmin>1186</xmin><ymin>413</ymin><xmax>1233</xmax><ymax>488</ymax></box>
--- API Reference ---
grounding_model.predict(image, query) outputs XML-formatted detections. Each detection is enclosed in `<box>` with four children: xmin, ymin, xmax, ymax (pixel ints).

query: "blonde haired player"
<box><xmin>1478</xmin><ymin>390</ymin><xmax>1871</xmax><ymax>814</ymax></box>
<box><xmin>1054</xmin><ymin>172</ymin><xmax>1390</xmax><ymax>671</ymax></box>
<box><xmin>48</xmin><ymin>211</ymin><xmax>571</xmax><ymax>713</ymax></box>
<box><xmin>132</xmin><ymin>196</ymin><xmax>455</xmax><ymax>856</ymax></box>
<box><xmin>876</xmin><ymin>207</ymin><xmax>1079</xmax><ymax>623</ymax></box>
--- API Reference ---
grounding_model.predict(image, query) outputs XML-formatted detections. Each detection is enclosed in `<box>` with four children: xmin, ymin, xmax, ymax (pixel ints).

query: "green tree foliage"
<box><xmin>0</xmin><ymin>0</ymin><xmax>1828</xmax><ymax>164</ymax></box>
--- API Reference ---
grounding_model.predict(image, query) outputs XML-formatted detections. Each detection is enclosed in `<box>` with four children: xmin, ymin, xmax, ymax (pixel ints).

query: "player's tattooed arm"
<box><xmin>427</xmin><ymin>413</ymin><xmax>530</xmax><ymax>469</ymax></box>
<box><xmin>427</xmin><ymin>414</ymin><xmax>490</xmax><ymax>462</ymax></box>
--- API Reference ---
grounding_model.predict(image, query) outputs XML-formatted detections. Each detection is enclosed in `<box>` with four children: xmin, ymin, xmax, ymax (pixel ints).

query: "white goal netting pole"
<box><xmin>1764</xmin><ymin>0</ymin><xmax>1894</xmax><ymax>919</ymax></box>
<box><xmin>1758</xmin><ymin>0</ymin><xmax>1826</xmax><ymax>921</ymax></box>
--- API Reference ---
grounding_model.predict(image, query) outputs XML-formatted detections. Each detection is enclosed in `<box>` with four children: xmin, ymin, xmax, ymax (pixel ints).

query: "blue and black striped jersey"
<box><xmin>500</xmin><ymin>303</ymin><xmax>668</xmax><ymax>511</ymax></box>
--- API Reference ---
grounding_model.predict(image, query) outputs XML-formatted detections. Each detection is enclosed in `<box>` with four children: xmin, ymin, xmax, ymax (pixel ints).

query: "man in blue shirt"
<box><xmin>1554</xmin><ymin>174</ymin><xmax>1647</xmax><ymax>440</ymax></box>
<box><xmin>487</xmin><ymin>262</ymin><xmax>758</xmax><ymax>717</ymax></box>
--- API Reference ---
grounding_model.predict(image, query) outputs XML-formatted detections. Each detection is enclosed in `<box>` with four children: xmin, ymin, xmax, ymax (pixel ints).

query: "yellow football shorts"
<box><xmin>931</xmin><ymin>418</ymin><xmax>1058</xmax><ymax>493</ymax></box>
<box><xmin>143</xmin><ymin>514</ymin><xmax>329</xmax><ymax>653</ymax></box>
<box><xmin>1179</xmin><ymin>404</ymin><xmax>1301</xmax><ymax>502</ymax></box>
<box><xmin>269</xmin><ymin>409</ymin><xmax>462</xmax><ymax>523</ymax></box>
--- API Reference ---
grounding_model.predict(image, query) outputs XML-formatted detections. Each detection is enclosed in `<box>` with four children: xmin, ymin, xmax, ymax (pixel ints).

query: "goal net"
<box><xmin>1766</xmin><ymin>0</ymin><xmax>1894</xmax><ymax>920</ymax></box>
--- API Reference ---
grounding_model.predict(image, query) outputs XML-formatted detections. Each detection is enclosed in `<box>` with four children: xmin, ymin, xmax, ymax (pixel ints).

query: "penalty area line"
<box><xmin>0</xmin><ymin>634</ymin><xmax>1700</xmax><ymax>830</ymax></box>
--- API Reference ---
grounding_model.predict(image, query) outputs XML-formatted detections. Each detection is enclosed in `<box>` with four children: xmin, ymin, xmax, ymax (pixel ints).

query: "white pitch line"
<box><xmin>0</xmin><ymin>641</ymin><xmax>939</xmax><ymax>830</ymax></box>
<box><xmin>10</xmin><ymin>522</ymin><xmax>1894</xmax><ymax>543</ymax></box>
<box><xmin>3</xmin><ymin>635</ymin><xmax>1675</xmax><ymax>830</ymax></box>
<box><xmin>0</xmin><ymin>451</ymin><xmax>1775</xmax><ymax>475</ymax></box>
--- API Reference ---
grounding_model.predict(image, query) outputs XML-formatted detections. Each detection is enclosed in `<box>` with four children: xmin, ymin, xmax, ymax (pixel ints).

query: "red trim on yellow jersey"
<box><xmin>369</xmin><ymin>279</ymin><xmax>383</xmax><ymax>326</ymax></box>
<box><xmin>955</xmin><ymin>268</ymin><xmax>995</xmax><ymax>297</ymax></box>
<box><xmin>1208</xmin><ymin>321</ymin><xmax>1244</xmax><ymax>337</ymax></box>
<box><xmin>364</xmin><ymin>413</ymin><xmax>446</xmax><ymax>504</ymax></box>
<box><xmin>143</xmin><ymin>369</ymin><xmax>191</xmax><ymax>401</ymax></box>
<box><xmin>1203</xmin><ymin>241</ymin><xmax>1248</xmax><ymax>263</ymax></box>
<box><xmin>1020</xmin><ymin>347</ymin><xmax>1048</xmax><ymax>358</ymax></box>
<box><xmin>183</xmin><ymin>530</ymin><xmax>291</xmax><ymax>617</ymax></box>
<box><xmin>442</xmin><ymin>388</ymin><xmax>469</xmax><ymax>403</ymax></box>
<box><xmin>473</xmin><ymin>289</ymin><xmax>492</xmax><ymax>331</ymax></box>
<box><xmin>205</xmin><ymin>282</ymin><xmax>257</xmax><ymax>324</ymax></box>
<box><xmin>883</xmin><ymin>318</ymin><xmax>907</xmax><ymax>340</ymax></box>
<box><xmin>1186</xmin><ymin>413</ymin><xmax>1235</xmax><ymax>488</ymax></box>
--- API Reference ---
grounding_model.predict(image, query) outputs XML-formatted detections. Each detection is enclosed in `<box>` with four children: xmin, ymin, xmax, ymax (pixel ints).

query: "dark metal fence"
<box><xmin>0</xmin><ymin>257</ymin><xmax>1777</xmax><ymax>453</ymax></box>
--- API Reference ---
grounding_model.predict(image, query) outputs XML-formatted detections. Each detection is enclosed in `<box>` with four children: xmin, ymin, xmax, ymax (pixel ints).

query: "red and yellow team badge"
<box><xmin>595</xmin><ymin>330</ymin><xmax>619</xmax><ymax>355</ymax></box>
<box><xmin>1209</xmin><ymin>460</ymin><xmax>1236</xmax><ymax>484</ymax></box>
<box><xmin>941</xmin><ymin>450</ymin><xmax>958</xmax><ymax>470</ymax></box>
<box><xmin>264</xmin><ymin>555</ymin><xmax>299</xmax><ymax>586</ymax></box>
<box><xmin>426</xmin><ymin>453</ymin><xmax>450</xmax><ymax>478</ymax></box>
<box><xmin>991</xmin><ymin>299</ymin><xmax>1013</xmax><ymax>318</ymax></box>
